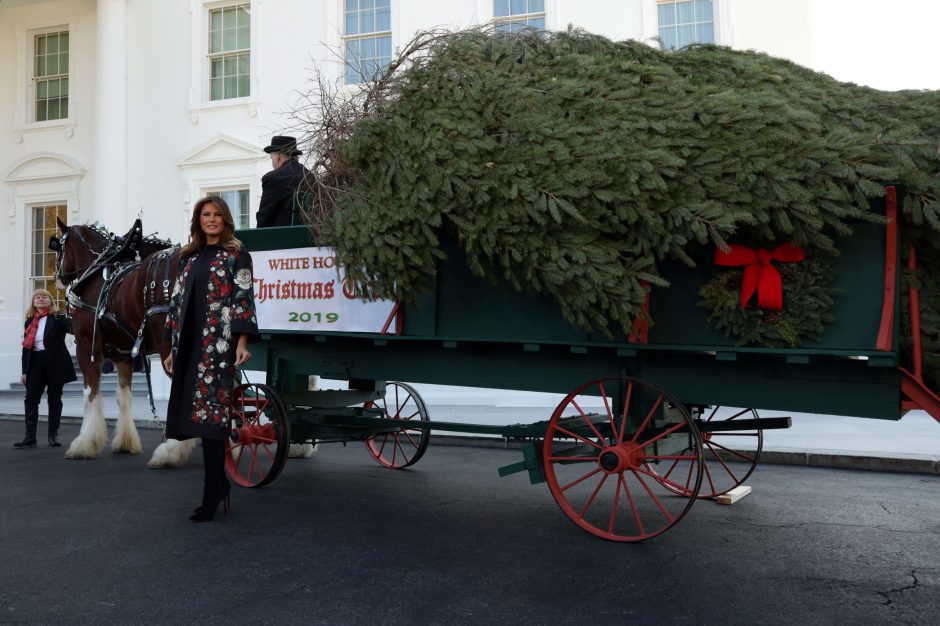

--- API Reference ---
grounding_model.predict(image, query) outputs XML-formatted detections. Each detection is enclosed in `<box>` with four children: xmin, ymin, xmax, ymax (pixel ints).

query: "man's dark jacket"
<box><xmin>256</xmin><ymin>159</ymin><xmax>310</xmax><ymax>227</ymax></box>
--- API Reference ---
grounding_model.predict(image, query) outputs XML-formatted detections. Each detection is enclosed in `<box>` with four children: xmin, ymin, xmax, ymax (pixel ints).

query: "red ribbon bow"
<box><xmin>714</xmin><ymin>243</ymin><xmax>805</xmax><ymax>311</ymax></box>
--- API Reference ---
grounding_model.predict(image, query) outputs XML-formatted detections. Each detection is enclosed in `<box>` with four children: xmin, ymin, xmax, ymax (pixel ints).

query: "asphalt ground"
<box><xmin>1</xmin><ymin>420</ymin><xmax>938</xmax><ymax>625</ymax></box>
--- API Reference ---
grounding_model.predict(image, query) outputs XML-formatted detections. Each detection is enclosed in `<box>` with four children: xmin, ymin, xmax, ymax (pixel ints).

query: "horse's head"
<box><xmin>50</xmin><ymin>218</ymin><xmax>110</xmax><ymax>290</ymax></box>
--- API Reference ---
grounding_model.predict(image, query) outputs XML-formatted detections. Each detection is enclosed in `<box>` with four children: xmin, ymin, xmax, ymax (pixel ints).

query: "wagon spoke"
<box><xmin>552</xmin><ymin>425</ymin><xmax>604</xmax><ymax>450</ymax></box>
<box><xmin>705</xmin><ymin>405</ymin><xmax>720</xmax><ymax>422</ymax></box>
<box><xmin>726</xmin><ymin>407</ymin><xmax>752</xmax><ymax>421</ymax></box>
<box><xmin>577</xmin><ymin>473</ymin><xmax>609</xmax><ymax>520</ymax></box>
<box><xmin>617</xmin><ymin>382</ymin><xmax>634</xmax><ymax>445</ymax></box>
<box><xmin>685</xmin><ymin>455</ymin><xmax>697</xmax><ymax>493</ymax></box>
<box><xmin>395</xmin><ymin>434</ymin><xmax>411</xmax><ymax>463</ymax></box>
<box><xmin>635</xmin><ymin>419</ymin><xmax>686</xmax><ymax>450</ymax></box>
<box><xmin>250</xmin><ymin>435</ymin><xmax>279</xmax><ymax>444</ymax></box>
<box><xmin>395</xmin><ymin>394</ymin><xmax>415</xmax><ymax>420</ymax></box>
<box><xmin>708</xmin><ymin>439</ymin><xmax>757</xmax><ymax>463</ymax></box>
<box><xmin>571</xmin><ymin>398</ymin><xmax>608</xmax><ymax>445</ymax></box>
<box><xmin>632</xmin><ymin>469</ymin><xmax>674</xmax><ymax>524</ymax></box>
<box><xmin>702</xmin><ymin>458</ymin><xmax>717</xmax><ymax>495</ymax></box>
<box><xmin>247</xmin><ymin>447</ymin><xmax>258</xmax><ymax>482</ymax></box>
<box><xmin>376</xmin><ymin>434</ymin><xmax>390</xmax><ymax>458</ymax></box>
<box><xmin>633</xmin><ymin>465</ymin><xmax>692</xmax><ymax>497</ymax></box>
<box><xmin>400</xmin><ymin>429</ymin><xmax>420</xmax><ymax>449</ymax></box>
<box><xmin>559</xmin><ymin>467</ymin><xmax>602</xmax><ymax>493</ymax></box>
<box><xmin>659</xmin><ymin>457</ymin><xmax>682</xmax><ymax>481</ymax></box>
<box><xmin>608</xmin><ymin>471</ymin><xmax>622</xmax><ymax>533</ymax></box>
<box><xmin>619</xmin><ymin>474</ymin><xmax>645</xmax><ymax>536</ymax></box>
<box><xmin>255</xmin><ymin>397</ymin><xmax>270</xmax><ymax>419</ymax></box>
<box><xmin>261</xmin><ymin>442</ymin><xmax>275</xmax><ymax>464</ymax></box>
<box><xmin>599</xmin><ymin>382</ymin><xmax>618</xmax><ymax>442</ymax></box>
<box><xmin>628</xmin><ymin>393</ymin><xmax>664</xmax><ymax>446</ymax></box>
<box><xmin>704</xmin><ymin>441</ymin><xmax>742</xmax><ymax>481</ymax></box>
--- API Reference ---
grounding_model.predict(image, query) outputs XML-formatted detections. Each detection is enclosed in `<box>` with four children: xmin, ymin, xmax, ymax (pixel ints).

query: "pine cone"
<box><xmin>725</xmin><ymin>275</ymin><xmax>742</xmax><ymax>290</ymax></box>
<box><xmin>778</xmin><ymin>264</ymin><xmax>796</xmax><ymax>281</ymax></box>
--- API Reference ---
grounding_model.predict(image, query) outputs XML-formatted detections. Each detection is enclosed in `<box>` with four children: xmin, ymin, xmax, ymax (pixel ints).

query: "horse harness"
<box><xmin>96</xmin><ymin>250</ymin><xmax>176</xmax><ymax>359</ymax></box>
<box><xmin>58</xmin><ymin>221</ymin><xmax>176</xmax><ymax>360</ymax></box>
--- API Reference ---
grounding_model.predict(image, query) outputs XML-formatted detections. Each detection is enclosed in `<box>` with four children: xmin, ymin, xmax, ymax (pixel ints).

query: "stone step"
<box><xmin>0</xmin><ymin>375</ymin><xmax>153</xmax><ymax>398</ymax></box>
<box><xmin>4</xmin><ymin>355</ymin><xmax>159</xmax><ymax>398</ymax></box>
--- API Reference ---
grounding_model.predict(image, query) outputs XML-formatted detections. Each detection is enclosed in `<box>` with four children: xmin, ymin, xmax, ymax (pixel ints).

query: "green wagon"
<box><xmin>225</xmin><ymin>186</ymin><xmax>940</xmax><ymax>541</ymax></box>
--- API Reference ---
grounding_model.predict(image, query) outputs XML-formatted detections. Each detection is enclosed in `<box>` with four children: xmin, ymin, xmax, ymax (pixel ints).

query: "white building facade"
<box><xmin>1</xmin><ymin>0</ymin><xmax>938</xmax><ymax>386</ymax></box>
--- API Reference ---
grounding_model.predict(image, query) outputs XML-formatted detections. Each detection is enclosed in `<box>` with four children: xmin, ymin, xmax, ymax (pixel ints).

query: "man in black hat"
<box><xmin>256</xmin><ymin>135</ymin><xmax>311</xmax><ymax>228</ymax></box>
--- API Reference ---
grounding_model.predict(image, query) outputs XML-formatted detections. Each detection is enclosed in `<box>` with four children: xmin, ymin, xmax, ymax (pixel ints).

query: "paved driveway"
<box><xmin>1</xmin><ymin>421</ymin><xmax>937</xmax><ymax>625</ymax></box>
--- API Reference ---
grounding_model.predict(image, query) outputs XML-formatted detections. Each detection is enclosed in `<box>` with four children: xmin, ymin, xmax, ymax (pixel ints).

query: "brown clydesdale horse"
<box><xmin>52</xmin><ymin>217</ymin><xmax>193</xmax><ymax>464</ymax></box>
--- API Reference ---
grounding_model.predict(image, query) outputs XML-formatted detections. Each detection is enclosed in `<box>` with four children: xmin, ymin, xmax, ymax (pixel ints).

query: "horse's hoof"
<box><xmin>111</xmin><ymin>440</ymin><xmax>143</xmax><ymax>455</ymax></box>
<box><xmin>64</xmin><ymin>437</ymin><xmax>104</xmax><ymax>459</ymax></box>
<box><xmin>288</xmin><ymin>443</ymin><xmax>318</xmax><ymax>458</ymax></box>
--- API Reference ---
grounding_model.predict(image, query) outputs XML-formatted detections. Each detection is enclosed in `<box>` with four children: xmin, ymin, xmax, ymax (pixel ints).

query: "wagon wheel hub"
<box><xmin>597</xmin><ymin>443</ymin><xmax>643</xmax><ymax>474</ymax></box>
<box><xmin>232</xmin><ymin>422</ymin><xmax>273</xmax><ymax>446</ymax></box>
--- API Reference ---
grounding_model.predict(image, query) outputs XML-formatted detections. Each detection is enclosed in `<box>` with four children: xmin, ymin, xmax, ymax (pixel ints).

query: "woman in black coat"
<box><xmin>164</xmin><ymin>196</ymin><xmax>258</xmax><ymax>522</ymax></box>
<box><xmin>15</xmin><ymin>289</ymin><xmax>77</xmax><ymax>448</ymax></box>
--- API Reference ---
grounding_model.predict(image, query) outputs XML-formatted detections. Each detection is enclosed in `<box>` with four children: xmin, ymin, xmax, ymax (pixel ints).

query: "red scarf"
<box><xmin>22</xmin><ymin>310</ymin><xmax>49</xmax><ymax>350</ymax></box>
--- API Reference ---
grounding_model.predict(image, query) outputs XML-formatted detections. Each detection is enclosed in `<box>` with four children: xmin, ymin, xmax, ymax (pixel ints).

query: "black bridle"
<box><xmin>50</xmin><ymin>226</ymin><xmax>108</xmax><ymax>287</ymax></box>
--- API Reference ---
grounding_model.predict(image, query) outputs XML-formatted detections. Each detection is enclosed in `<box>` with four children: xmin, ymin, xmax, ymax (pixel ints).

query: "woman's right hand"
<box><xmin>20</xmin><ymin>375</ymin><xmax>26</xmax><ymax>386</ymax></box>
<box><xmin>163</xmin><ymin>353</ymin><xmax>173</xmax><ymax>375</ymax></box>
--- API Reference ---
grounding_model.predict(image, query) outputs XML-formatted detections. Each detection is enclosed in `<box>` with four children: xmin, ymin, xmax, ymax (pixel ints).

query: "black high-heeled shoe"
<box><xmin>190</xmin><ymin>479</ymin><xmax>231</xmax><ymax>522</ymax></box>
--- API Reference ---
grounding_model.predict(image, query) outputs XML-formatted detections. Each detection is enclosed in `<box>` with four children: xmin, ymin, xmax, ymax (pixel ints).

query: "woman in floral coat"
<box><xmin>164</xmin><ymin>196</ymin><xmax>258</xmax><ymax>522</ymax></box>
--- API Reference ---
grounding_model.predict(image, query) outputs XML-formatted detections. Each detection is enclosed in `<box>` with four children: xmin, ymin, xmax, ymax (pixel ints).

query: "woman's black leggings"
<box><xmin>201</xmin><ymin>438</ymin><xmax>227</xmax><ymax>504</ymax></box>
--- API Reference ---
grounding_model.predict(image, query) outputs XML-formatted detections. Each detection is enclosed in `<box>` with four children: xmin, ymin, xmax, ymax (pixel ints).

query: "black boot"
<box><xmin>47</xmin><ymin>398</ymin><xmax>62</xmax><ymax>447</ymax></box>
<box><xmin>190</xmin><ymin>439</ymin><xmax>230</xmax><ymax>522</ymax></box>
<box><xmin>13</xmin><ymin>403</ymin><xmax>38</xmax><ymax>448</ymax></box>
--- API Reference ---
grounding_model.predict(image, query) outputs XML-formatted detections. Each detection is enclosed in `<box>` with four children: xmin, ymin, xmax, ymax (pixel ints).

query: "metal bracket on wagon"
<box><xmin>498</xmin><ymin>443</ymin><xmax>546</xmax><ymax>485</ymax></box>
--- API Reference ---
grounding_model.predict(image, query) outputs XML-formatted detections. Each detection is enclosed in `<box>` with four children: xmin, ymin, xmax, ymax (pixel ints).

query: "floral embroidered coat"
<box><xmin>164</xmin><ymin>243</ymin><xmax>258</xmax><ymax>440</ymax></box>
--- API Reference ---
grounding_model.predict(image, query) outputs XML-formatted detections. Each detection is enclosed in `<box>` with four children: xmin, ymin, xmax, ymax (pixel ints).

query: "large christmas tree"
<box><xmin>299</xmin><ymin>28</ymin><xmax>940</xmax><ymax>391</ymax></box>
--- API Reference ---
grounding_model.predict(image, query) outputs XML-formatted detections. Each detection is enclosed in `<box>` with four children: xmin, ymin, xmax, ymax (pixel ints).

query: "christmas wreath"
<box><xmin>697</xmin><ymin>243</ymin><xmax>839</xmax><ymax>348</ymax></box>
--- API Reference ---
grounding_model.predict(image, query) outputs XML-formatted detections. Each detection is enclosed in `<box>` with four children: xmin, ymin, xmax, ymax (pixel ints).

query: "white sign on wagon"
<box><xmin>250</xmin><ymin>247</ymin><xmax>396</xmax><ymax>333</ymax></box>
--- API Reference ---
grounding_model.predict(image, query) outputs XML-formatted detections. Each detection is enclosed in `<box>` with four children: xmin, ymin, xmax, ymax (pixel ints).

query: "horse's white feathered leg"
<box><xmin>65</xmin><ymin>387</ymin><xmax>108</xmax><ymax>459</ymax></box>
<box><xmin>288</xmin><ymin>443</ymin><xmax>318</xmax><ymax>458</ymax></box>
<box><xmin>147</xmin><ymin>438</ymin><xmax>197</xmax><ymax>468</ymax></box>
<box><xmin>111</xmin><ymin>362</ymin><xmax>142</xmax><ymax>454</ymax></box>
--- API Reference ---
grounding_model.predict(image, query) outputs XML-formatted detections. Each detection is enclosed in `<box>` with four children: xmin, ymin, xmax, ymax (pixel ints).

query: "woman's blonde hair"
<box><xmin>25</xmin><ymin>288</ymin><xmax>58</xmax><ymax>318</ymax></box>
<box><xmin>180</xmin><ymin>196</ymin><xmax>243</xmax><ymax>257</ymax></box>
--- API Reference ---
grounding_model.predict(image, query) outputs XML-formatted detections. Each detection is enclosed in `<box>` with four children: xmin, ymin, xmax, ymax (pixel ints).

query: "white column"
<box><xmin>91</xmin><ymin>0</ymin><xmax>127</xmax><ymax>231</ymax></box>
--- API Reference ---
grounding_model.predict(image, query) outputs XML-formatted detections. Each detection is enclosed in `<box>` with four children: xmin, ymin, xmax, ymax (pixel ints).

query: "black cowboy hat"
<box><xmin>263</xmin><ymin>135</ymin><xmax>302</xmax><ymax>156</ymax></box>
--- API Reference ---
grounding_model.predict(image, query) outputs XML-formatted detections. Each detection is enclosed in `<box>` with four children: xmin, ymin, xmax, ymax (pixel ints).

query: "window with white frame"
<box><xmin>30</xmin><ymin>204</ymin><xmax>68</xmax><ymax>311</ymax></box>
<box><xmin>493</xmin><ymin>0</ymin><xmax>545</xmax><ymax>33</ymax></box>
<box><xmin>343</xmin><ymin>0</ymin><xmax>392</xmax><ymax>85</ymax></box>
<box><xmin>657</xmin><ymin>0</ymin><xmax>714</xmax><ymax>50</ymax></box>
<box><xmin>208</xmin><ymin>3</ymin><xmax>250</xmax><ymax>100</ymax></box>
<box><xmin>205</xmin><ymin>187</ymin><xmax>250</xmax><ymax>229</ymax></box>
<box><xmin>34</xmin><ymin>30</ymin><xmax>69</xmax><ymax>122</ymax></box>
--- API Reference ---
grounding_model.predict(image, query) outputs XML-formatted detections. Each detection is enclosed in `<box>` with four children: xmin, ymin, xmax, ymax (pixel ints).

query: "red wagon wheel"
<box><xmin>364</xmin><ymin>382</ymin><xmax>430</xmax><ymax>468</ymax></box>
<box><xmin>643</xmin><ymin>407</ymin><xmax>763</xmax><ymax>499</ymax></box>
<box><xmin>543</xmin><ymin>377</ymin><xmax>703</xmax><ymax>542</ymax></box>
<box><xmin>226</xmin><ymin>383</ymin><xmax>290</xmax><ymax>488</ymax></box>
